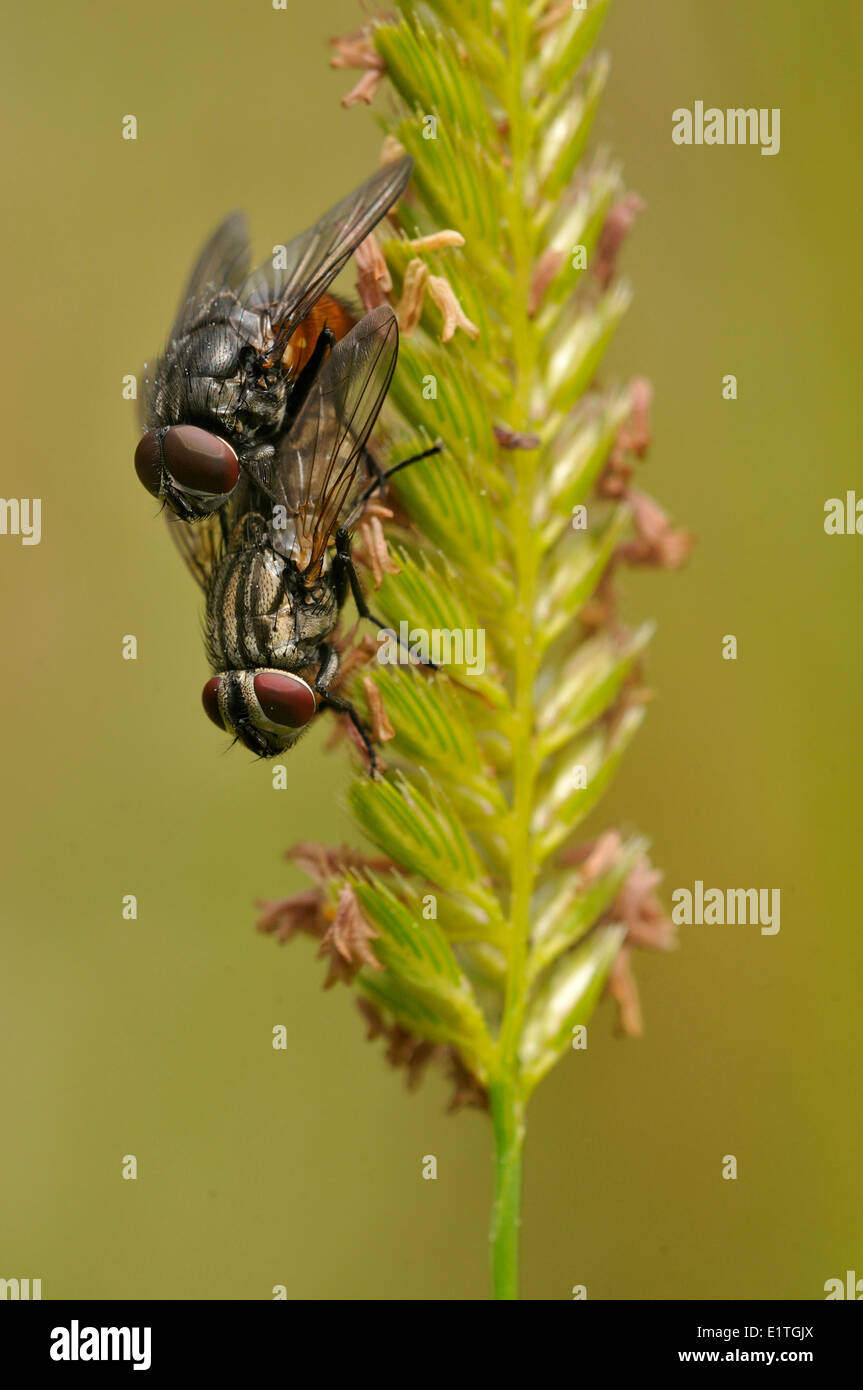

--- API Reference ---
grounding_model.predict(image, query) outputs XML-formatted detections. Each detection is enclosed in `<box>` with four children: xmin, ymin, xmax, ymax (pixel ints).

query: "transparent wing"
<box><xmin>170</xmin><ymin>211</ymin><xmax>252</xmax><ymax>339</ymax></box>
<box><xmin>240</xmin><ymin>156</ymin><xmax>411</xmax><ymax>356</ymax></box>
<box><xmin>266</xmin><ymin>305</ymin><xmax>398</xmax><ymax>575</ymax></box>
<box><xmin>165</xmin><ymin>508</ymin><xmax>226</xmax><ymax>591</ymax></box>
<box><xmin>163</xmin><ymin>477</ymin><xmax>256</xmax><ymax>590</ymax></box>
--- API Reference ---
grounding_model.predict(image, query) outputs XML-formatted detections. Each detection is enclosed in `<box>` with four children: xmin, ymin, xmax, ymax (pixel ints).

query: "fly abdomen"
<box><xmin>206</xmin><ymin>546</ymin><xmax>290</xmax><ymax>671</ymax></box>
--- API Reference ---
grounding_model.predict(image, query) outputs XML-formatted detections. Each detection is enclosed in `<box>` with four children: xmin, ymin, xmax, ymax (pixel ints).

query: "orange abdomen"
<box><xmin>283</xmin><ymin>294</ymin><xmax>356</xmax><ymax>375</ymax></box>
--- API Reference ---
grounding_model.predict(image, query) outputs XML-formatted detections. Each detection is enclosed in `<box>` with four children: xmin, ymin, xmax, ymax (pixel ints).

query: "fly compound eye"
<box><xmin>134</xmin><ymin>429</ymin><xmax>164</xmax><ymax>496</ymax></box>
<box><xmin>160</xmin><ymin>426</ymin><xmax>239</xmax><ymax>496</ymax></box>
<box><xmin>135</xmin><ymin>426</ymin><xmax>239</xmax><ymax>499</ymax></box>
<box><xmin>201</xmin><ymin>676</ymin><xmax>226</xmax><ymax>729</ymax></box>
<box><xmin>253</xmin><ymin>672</ymin><xmax>316</xmax><ymax>729</ymax></box>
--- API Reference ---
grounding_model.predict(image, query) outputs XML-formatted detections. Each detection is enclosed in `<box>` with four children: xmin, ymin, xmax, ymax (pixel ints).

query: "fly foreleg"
<box><xmin>332</xmin><ymin>527</ymin><xmax>437</xmax><ymax>672</ymax></box>
<box><xmin>314</xmin><ymin>643</ymin><xmax>379</xmax><ymax>778</ymax></box>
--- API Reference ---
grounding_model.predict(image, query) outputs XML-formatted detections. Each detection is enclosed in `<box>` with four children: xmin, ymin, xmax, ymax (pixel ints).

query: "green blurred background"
<box><xmin>1</xmin><ymin>0</ymin><xmax>860</xmax><ymax>1300</ymax></box>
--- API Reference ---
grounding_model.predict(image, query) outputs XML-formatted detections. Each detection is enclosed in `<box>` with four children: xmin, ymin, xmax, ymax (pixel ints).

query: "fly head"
<box><xmin>202</xmin><ymin>668</ymin><xmax>318</xmax><ymax>757</ymax></box>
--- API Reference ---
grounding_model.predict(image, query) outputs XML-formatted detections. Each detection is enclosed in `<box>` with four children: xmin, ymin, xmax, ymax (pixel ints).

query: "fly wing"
<box><xmin>266</xmin><ymin>305</ymin><xmax>398</xmax><ymax>575</ymax></box>
<box><xmin>165</xmin><ymin>508</ymin><xmax>226</xmax><ymax>591</ymax></box>
<box><xmin>170</xmin><ymin>211</ymin><xmax>253</xmax><ymax>339</ymax></box>
<box><xmin>239</xmin><ymin>157</ymin><xmax>412</xmax><ymax>356</ymax></box>
<box><xmin>163</xmin><ymin>476</ymin><xmax>257</xmax><ymax>590</ymax></box>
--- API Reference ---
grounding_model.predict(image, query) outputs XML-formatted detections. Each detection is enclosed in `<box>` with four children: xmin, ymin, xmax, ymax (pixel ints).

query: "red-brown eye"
<box><xmin>135</xmin><ymin>426</ymin><xmax>239</xmax><ymax>498</ymax></box>
<box><xmin>201</xmin><ymin>676</ymin><xmax>225</xmax><ymax>729</ymax></box>
<box><xmin>134</xmin><ymin>429</ymin><xmax>164</xmax><ymax>496</ymax></box>
<box><xmin>161</xmin><ymin>426</ymin><xmax>239</xmax><ymax>495</ymax></box>
<box><xmin>253</xmin><ymin>672</ymin><xmax>316</xmax><ymax>728</ymax></box>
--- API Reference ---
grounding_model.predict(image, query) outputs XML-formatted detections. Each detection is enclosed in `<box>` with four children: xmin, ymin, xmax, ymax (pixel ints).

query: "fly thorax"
<box><xmin>292</xmin><ymin>578</ymin><xmax>340</xmax><ymax>646</ymax></box>
<box><xmin>154</xmin><ymin>311</ymin><xmax>287</xmax><ymax>446</ymax></box>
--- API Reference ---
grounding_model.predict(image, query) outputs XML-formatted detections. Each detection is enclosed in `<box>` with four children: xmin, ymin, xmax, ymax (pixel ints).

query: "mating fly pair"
<box><xmin>135</xmin><ymin>155</ymin><xmax>433</xmax><ymax>768</ymax></box>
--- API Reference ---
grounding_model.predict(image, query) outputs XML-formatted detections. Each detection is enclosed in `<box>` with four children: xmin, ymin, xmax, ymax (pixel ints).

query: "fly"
<box><xmin>135</xmin><ymin>157</ymin><xmax>413</xmax><ymax>521</ymax></box>
<box><xmin>134</xmin><ymin>160</ymin><xmax>438</xmax><ymax>769</ymax></box>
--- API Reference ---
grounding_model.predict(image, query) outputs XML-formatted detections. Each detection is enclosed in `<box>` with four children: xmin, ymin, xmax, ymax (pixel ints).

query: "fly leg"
<box><xmin>360</xmin><ymin>446</ymin><xmax>388</xmax><ymax>496</ymax></box>
<box><xmin>314</xmin><ymin>643</ymin><xmax>379</xmax><ymax>778</ymax></box>
<box><xmin>358</xmin><ymin>441</ymin><xmax>443</xmax><ymax>505</ymax></box>
<box><xmin>332</xmin><ymin>527</ymin><xmax>438</xmax><ymax>671</ymax></box>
